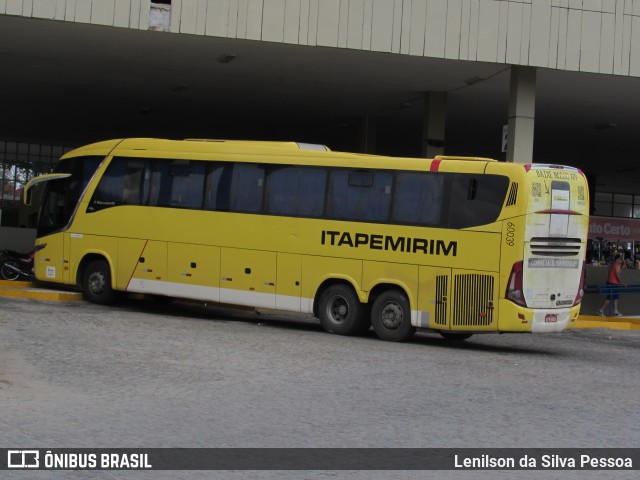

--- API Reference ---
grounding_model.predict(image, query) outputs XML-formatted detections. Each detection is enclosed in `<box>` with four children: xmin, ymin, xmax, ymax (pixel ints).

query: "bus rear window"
<box><xmin>448</xmin><ymin>174</ymin><xmax>510</xmax><ymax>228</ymax></box>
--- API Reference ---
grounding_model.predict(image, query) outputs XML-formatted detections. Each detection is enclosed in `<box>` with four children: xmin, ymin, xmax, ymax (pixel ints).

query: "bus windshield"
<box><xmin>37</xmin><ymin>156</ymin><xmax>103</xmax><ymax>237</ymax></box>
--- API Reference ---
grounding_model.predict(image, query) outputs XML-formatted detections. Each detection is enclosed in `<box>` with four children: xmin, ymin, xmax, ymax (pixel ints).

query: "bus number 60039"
<box><xmin>506</xmin><ymin>222</ymin><xmax>516</xmax><ymax>247</ymax></box>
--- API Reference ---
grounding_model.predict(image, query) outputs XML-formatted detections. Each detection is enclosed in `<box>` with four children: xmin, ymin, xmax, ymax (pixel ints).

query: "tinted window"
<box><xmin>229</xmin><ymin>164</ymin><xmax>265</xmax><ymax>213</ymax></box>
<box><xmin>203</xmin><ymin>164</ymin><xmax>230</xmax><ymax>211</ymax></box>
<box><xmin>447</xmin><ymin>174</ymin><xmax>509</xmax><ymax>228</ymax></box>
<box><xmin>38</xmin><ymin>156</ymin><xmax>102</xmax><ymax>235</ymax></box>
<box><xmin>268</xmin><ymin>166</ymin><xmax>326</xmax><ymax>217</ymax></box>
<box><xmin>148</xmin><ymin>160</ymin><xmax>205</xmax><ymax>209</ymax></box>
<box><xmin>328</xmin><ymin>170</ymin><xmax>392</xmax><ymax>222</ymax></box>
<box><xmin>393</xmin><ymin>172</ymin><xmax>443</xmax><ymax>225</ymax></box>
<box><xmin>88</xmin><ymin>158</ymin><xmax>147</xmax><ymax>212</ymax></box>
<box><xmin>84</xmin><ymin>155</ymin><xmax>509</xmax><ymax>231</ymax></box>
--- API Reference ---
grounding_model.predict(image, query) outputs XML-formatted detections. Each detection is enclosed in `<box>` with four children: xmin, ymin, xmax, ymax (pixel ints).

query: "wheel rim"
<box><xmin>88</xmin><ymin>271</ymin><xmax>106</xmax><ymax>295</ymax></box>
<box><xmin>1</xmin><ymin>262</ymin><xmax>20</xmax><ymax>281</ymax></box>
<box><xmin>379</xmin><ymin>301</ymin><xmax>403</xmax><ymax>330</ymax></box>
<box><xmin>326</xmin><ymin>294</ymin><xmax>349</xmax><ymax>325</ymax></box>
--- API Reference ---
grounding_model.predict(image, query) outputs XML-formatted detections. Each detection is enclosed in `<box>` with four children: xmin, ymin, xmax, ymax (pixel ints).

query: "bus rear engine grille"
<box><xmin>452</xmin><ymin>274</ymin><xmax>494</xmax><ymax>326</ymax></box>
<box><xmin>529</xmin><ymin>237</ymin><xmax>582</xmax><ymax>256</ymax></box>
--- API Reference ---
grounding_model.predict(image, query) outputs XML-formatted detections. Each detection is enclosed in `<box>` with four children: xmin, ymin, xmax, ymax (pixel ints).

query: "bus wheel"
<box><xmin>318</xmin><ymin>284</ymin><xmax>368</xmax><ymax>335</ymax></box>
<box><xmin>371</xmin><ymin>290</ymin><xmax>415</xmax><ymax>342</ymax></box>
<box><xmin>83</xmin><ymin>259</ymin><xmax>116</xmax><ymax>305</ymax></box>
<box><xmin>440</xmin><ymin>332</ymin><xmax>473</xmax><ymax>341</ymax></box>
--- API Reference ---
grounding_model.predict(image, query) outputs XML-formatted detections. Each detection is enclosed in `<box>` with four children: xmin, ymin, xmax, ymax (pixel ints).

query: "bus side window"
<box><xmin>267</xmin><ymin>166</ymin><xmax>326</xmax><ymax>217</ymax></box>
<box><xmin>168</xmin><ymin>160</ymin><xmax>205</xmax><ymax>209</ymax></box>
<box><xmin>204</xmin><ymin>164</ymin><xmax>232</xmax><ymax>211</ymax></box>
<box><xmin>169</xmin><ymin>161</ymin><xmax>205</xmax><ymax>209</ymax></box>
<box><xmin>147</xmin><ymin>160</ymin><xmax>206</xmax><ymax>210</ymax></box>
<box><xmin>89</xmin><ymin>158</ymin><xmax>146</xmax><ymax>211</ymax></box>
<box><xmin>148</xmin><ymin>160</ymin><xmax>170</xmax><ymax>206</ymax></box>
<box><xmin>121</xmin><ymin>160</ymin><xmax>146</xmax><ymax>206</ymax></box>
<box><xmin>328</xmin><ymin>170</ymin><xmax>392</xmax><ymax>222</ymax></box>
<box><xmin>229</xmin><ymin>164</ymin><xmax>265</xmax><ymax>213</ymax></box>
<box><xmin>448</xmin><ymin>174</ymin><xmax>509</xmax><ymax>228</ymax></box>
<box><xmin>392</xmin><ymin>172</ymin><xmax>443</xmax><ymax>226</ymax></box>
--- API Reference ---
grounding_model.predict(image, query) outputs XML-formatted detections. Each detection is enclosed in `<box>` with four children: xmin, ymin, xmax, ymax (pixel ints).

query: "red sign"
<box><xmin>588</xmin><ymin>216</ymin><xmax>640</xmax><ymax>241</ymax></box>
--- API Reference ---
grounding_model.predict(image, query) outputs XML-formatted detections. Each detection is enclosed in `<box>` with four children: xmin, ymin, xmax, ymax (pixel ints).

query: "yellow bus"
<box><xmin>25</xmin><ymin>138</ymin><xmax>589</xmax><ymax>341</ymax></box>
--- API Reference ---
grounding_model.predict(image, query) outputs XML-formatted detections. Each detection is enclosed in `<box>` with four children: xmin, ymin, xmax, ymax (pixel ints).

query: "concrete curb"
<box><xmin>0</xmin><ymin>280</ymin><xmax>84</xmax><ymax>302</ymax></box>
<box><xmin>576</xmin><ymin>314</ymin><xmax>640</xmax><ymax>330</ymax></box>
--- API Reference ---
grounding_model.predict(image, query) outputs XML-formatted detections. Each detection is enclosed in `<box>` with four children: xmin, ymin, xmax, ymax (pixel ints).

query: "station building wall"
<box><xmin>3</xmin><ymin>0</ymin><xmax>640</xmax><ymax>77</ymax></box>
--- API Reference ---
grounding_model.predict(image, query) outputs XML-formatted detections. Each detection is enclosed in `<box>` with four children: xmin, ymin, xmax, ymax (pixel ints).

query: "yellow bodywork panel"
<box><xmin>220</xmin><ymin>247</ymin><xmax>277</xmax><ymax>308</ymax></box>
<box><xmin>276</xmin><ymin>253</ymin><xmax>302</xmax><ymax>311</ymax></box>
<box><xmin>67</xmin><ymin>234</ymin><xmax>117</xmax><ymax>286</ymax></box>
<box><xmin>129</xmin><ymin>241</ymin><xmax>168</xmax><ymax>295</ymax></box>
<box><xmin>167</xmin><ymin>243</ymin><xmax>220</xmax><ymax>287</ymax></box>
<box><xmin>362</xmin><ymin>261</ymin><xmax>418</xmax><ymax>309</ymax></box>
<box><xmin>116</xmin><ymin>238</ymin><xmax>145</xmax><ymax>290</ymax></box>
<box><xmin>34</xmin><ymin>235</ymin><xmax>65</xmax><ymax>283</ymax></box>
<box><xmin>302</xmin><ymin>256</ymin><xmax>363</xmax><ymax>304</ymax></box>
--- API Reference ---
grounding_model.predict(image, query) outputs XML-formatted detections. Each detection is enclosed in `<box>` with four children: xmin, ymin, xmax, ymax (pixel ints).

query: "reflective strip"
<box><xmin>127</xmin><ymin>278</ymin><xmax>311</xmax><ymax>313</ymax></box>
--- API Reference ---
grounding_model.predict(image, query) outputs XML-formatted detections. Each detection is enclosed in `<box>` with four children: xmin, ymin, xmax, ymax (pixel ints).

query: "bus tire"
<box><xmin>371</xmin><ymin>290</ymin><xmax>415</xmax><ymax>342</ymax></box>
<box><xmin>83</xmin><ymin>259</ymin><xmax>116</xmax><ymax>305</ymax></box>
<box><xmin>440</xmin><ymin>332</ymin><xmax>473</xmax><ymax>341</ymax></box>
<box><xmin>318</xmin><ymin>284</ymin><xmax>368</xmax><ymax>335</ymax></box>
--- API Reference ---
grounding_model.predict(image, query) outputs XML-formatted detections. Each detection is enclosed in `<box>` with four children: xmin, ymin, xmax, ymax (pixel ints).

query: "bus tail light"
<box><xmin>573</xmin><ymin>262</ymin><xmax>586</xmax><ymax>306</ymax></box>
<box><xmin>506</xmin><ymin>260</ymin><xmax>527</xmax><ymax>307</ymax></box>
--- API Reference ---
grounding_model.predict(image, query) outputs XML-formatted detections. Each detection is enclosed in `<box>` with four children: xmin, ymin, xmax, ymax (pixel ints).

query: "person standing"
<box><xmin>598</xmin><ymin>254</ymin><xmax>625</xmax><ymax>316</ymax></box>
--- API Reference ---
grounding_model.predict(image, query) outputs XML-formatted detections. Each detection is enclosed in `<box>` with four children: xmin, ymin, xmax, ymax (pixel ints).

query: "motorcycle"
<box><xmin>0</xmin><ymin>249</ymin><xmax>35</xmax><ymax>281</ymax></box>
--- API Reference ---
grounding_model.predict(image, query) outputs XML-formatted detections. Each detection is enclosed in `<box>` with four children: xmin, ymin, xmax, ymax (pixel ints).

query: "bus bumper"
<box><xmin>498</xmin><ymin>300</ymin><xmax>580</xmax><ymax>333</ymax></box>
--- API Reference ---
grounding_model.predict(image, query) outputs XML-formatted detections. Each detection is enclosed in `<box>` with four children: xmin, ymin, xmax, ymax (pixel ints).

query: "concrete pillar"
<box><xmin>506</xmin><ymin>66</ymin><xmax>536</xmax><ymax>164</ymax></box>
<box><xmin>421</xmin><ymin>91</ymin><xmax>447</xmax><ymax>158</ymax></box>
<box><xmin>360</xmin><ymin>115</ymin><xmax>377</xmax><ymax>154</ymax></box>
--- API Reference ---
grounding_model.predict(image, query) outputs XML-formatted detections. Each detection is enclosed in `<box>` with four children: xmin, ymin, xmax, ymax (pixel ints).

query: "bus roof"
<box><xmin>60</xmin><ymin>138</ymin><xmax>501</xmax><ymax>172</ymax></box>
<box><xmin>60</xmin><ymin>139</ymin><xmax>124</xmax><ymax>159</ymax></box>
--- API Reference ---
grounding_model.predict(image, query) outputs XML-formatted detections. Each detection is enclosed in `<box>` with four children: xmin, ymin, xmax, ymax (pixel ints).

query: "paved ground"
<box><xmin>1</xmin><ymin>296</ymin><xmax>638</xmax><ymax>480</ymax></box>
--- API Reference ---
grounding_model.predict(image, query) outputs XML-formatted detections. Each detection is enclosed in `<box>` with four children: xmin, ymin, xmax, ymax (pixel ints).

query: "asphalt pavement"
<box><xmin>0</xmin><ymin>296</ymin><xmax>638</xmax><ymax>480</ymax></box>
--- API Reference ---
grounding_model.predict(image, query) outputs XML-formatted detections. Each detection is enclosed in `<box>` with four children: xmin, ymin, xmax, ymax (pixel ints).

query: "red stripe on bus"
<box><xmin>127</xmin><ymin>240</ymin><xmax>148</xmax><ymax>288</ymax></box>
<box><xmin>430</xmin><ymin>159</ymin><xmax>441</xmax><ymax>172</ymax></box>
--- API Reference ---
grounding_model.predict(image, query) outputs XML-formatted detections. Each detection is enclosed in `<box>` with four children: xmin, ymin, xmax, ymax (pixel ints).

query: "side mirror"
<box><xmin>23</xmin><ymin>173</ymin><xmax>72</xmax><ymax>206</ymax></box>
